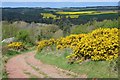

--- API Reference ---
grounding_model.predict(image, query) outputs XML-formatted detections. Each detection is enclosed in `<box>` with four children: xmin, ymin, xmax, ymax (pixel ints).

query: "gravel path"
<box><xmin>5</xmin><ymin>51</ymin><xmax>87</xmax><ymax>78</ymax></box>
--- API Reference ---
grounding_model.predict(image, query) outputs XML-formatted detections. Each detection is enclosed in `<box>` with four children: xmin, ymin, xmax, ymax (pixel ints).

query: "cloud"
<box><xmin>1</xmin><ymin>0</ymin><xmax>119</xmax><ymax>2</ymax></box>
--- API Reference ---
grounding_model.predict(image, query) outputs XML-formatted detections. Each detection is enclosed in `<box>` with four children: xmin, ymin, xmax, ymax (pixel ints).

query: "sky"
<box><xmin>2</xmin><ymin>2</ymin><xmax>118</xmax><ymax>8</ymax></box>
<box><xmin>1</xmin><ymin>0</ymin><xmax>120</xmax><ymax>2</ymax></box>
<box><xmin>1</xmin><ymin>0</ymin><xmax>119</xmax><ymax>8</ymax></box>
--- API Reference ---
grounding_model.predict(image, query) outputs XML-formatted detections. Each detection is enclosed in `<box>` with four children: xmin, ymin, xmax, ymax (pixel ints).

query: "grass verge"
<box><xmin>35</xmin><ymin>49</ymin><xmax>118</xmax><ymax>78</ymax></box>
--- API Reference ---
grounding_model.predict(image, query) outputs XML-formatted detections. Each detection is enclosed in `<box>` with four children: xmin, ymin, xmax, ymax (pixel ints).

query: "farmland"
<box><xmin>2</xmin><ymin>7</ymin><xmax>118</xmax><ymax>25</ymax></box>
<box><xmin>56</xmin><ymin>11</ymin><xmax>117</xmax><ymax>15</ymax></box>
<box><xmin>40</xmin><ymin>11</ymin><xmax>117</xmax><ymax>19</ymax></box>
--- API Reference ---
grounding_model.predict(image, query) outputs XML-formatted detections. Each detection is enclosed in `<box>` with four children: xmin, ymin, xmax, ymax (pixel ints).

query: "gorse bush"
<box><xmin>7</xmin><ymin>42</ymin><xmax>26</xmax><ymax>51</ymax></box>
<box><xmin>37</xmin><ymin>28</ymin><xmax>119</xmax><ymax>63</ymax></box>
<box><xmin>37</xmin><ymin>34</ymin><xmax>86</xmax><ymax>51</ymax></box>
<box><xmin>68</xmin><ymin>28</ymin><xmax>119</xmax><ymax>63</ymax></box>
<box><xmin>37</xmin><ymin>38</ymin><xmax>55</xmax><ymax>52</ymax></box>
<box><xmin>56</xmin><ymin>34</ymin><xmax>86</xmax><ymax>49</ymax></box>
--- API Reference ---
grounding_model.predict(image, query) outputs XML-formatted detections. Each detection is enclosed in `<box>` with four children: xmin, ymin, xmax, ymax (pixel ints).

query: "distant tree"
<box><xmin>55</xmin><ymin>16</ymin><xmax>72</xmax><ymax>36</ymax></box>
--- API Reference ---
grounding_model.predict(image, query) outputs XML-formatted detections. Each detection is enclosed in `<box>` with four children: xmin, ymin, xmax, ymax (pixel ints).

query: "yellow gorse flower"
<box><xmin>7</xmin><ymin>42</ymin><xmax>25</xmax><ymax>50</ymax></box>
<box><xmin>37</xmin><ymin>28</ymin><xmax>119</xmax><ymax>63</ymax></box>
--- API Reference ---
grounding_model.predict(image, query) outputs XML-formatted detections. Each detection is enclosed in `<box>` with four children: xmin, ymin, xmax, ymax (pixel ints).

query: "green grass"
<box><xmin>35</xmin><ymin>49</ymin><xmax>118</xmax><ymax>78</ymax></box>
<box><xmin>4</xmin><ymin>46</ymin><xmax>35</xmax><ymax>59</ymax></box>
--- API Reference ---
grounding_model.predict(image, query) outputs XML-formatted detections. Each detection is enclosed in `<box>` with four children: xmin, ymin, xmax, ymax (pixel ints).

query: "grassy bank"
<box><xmin>35</xmin><ymin>48</ymin><xmax>118</xmax><ymax>78</ymax></box>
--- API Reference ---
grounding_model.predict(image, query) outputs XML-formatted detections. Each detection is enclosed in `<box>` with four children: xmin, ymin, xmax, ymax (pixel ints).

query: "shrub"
<box><xmin>37</xmin><ymin>28</ymin><xmax>119</xmax><ymax>63</ymax></box>
<box><xmin>7</xmin><ymin>42</ymin><xmax>26</xmax><ymax>51</ymax></box>
<box><xmin>52</xmin><ymin>29</ymin><xmax>63</xmax><ymax>39</ymax></box>
<box><xmin>71</xmin><ymin>19</ymin><xmax>118</xmax><ymax>34</ymax></box>
<box><xmin>37</xmin><ymin>38</ymin><xmax>55</xmax><ymax>52</ymax></box>
<box><xmin>68</xmin><ymin>28</ymin><xmax>119</xmax><ymax>63</ymax></box>
<box><xmin>56</xmin><ymin>34</ymin><xmax>86</xmax><ymax>49</ymax></box>
<box><xmin>16</xmin><ymin>30</ymin><xmax>30</xmax><ymax>43</ymax></box>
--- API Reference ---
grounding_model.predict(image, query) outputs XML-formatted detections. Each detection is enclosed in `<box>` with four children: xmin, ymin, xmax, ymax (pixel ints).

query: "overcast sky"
<box><xmin>1</xmin><ymin>0</ymin><xmax>119</xmax><ymax>2</ymax></box>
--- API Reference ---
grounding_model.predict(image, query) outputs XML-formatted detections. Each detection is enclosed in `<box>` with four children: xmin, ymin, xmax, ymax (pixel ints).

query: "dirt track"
<box><xmin>5</xmin><ymin>51</ymin><xmax>87</xmax><ymax>78</ymax></box>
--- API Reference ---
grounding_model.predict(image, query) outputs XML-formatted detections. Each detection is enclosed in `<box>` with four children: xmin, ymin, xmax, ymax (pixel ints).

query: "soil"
<box><xmin>5</xmin><ymin>51</ymin><xmax>87</xmax><ymax>78</ymax></box>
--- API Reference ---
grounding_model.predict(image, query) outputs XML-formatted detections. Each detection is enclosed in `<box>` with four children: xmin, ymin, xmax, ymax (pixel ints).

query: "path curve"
<box><xmin>5</xmin><ymin>51</ymin><xmax>87</xmax><ymax>78</ymax></box>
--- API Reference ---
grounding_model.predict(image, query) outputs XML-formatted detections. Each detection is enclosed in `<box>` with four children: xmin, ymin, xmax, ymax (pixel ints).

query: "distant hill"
<box><xmin>2</xmin><ymin>6</ymin><xmax>118</xmax><ymax>25</ymax></box>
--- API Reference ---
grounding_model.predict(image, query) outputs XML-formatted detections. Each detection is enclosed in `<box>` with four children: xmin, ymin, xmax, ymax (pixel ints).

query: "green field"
<box><xmin>41</xmin><ymin>13</ymin><xmax>57</xmax><ymax>19</ymax></box>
